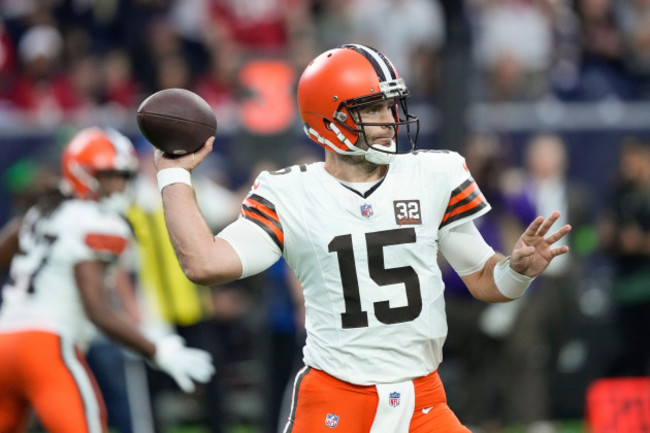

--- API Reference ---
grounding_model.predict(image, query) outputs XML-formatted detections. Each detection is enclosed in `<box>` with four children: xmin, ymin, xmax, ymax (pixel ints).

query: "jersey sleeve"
<box><xmin>238</xmin><ymin>171</ymin><xmax>285</xmax><ymax>251</ymax></box>
<box><xmin>217</xmin><ymin>218</ymin><xmax>282</xmax><ymax>278</ymax></box>
<box><xmin>59</xmin><ymin>205</ymin><xmax>132</xmax><ymax>264</ymax></box>
<box><xmin>438</xmin><ymin>220</ymin><xmax>495</xmax><ymax>276</ymax></box>
<box><xmin>439</xmin><ymin>153</ymin><xmax>491</xmax><ymax>231</ymax></box>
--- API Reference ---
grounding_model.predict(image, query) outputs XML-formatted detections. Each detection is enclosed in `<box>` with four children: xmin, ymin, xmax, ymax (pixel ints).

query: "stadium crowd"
<box><xmin>1</xmin><ymin>1</ymin><xmax>650</xmax><ymax>433</ymax></box>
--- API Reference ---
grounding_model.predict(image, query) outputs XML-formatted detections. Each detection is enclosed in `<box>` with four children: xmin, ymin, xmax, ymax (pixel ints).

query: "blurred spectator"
<box><xmin>101</xmin><ymin>49</ymin><xmax>141</xmax><ymax>109</ymax></box>
<box><xmin>68</xmin><ymin>55</ymin><xmax>103</xmax><ymax>111</ymax></box>
<box><xmin>346</xmin><ymin>0</ymin><xmax>446</xmax><ymax>98</ymax></box>
<box><xmin>311</xmin><ymin>0</ymin><xmax>356</xmax><ymax>51</ymax></box>
<box><xmin>614</xmin><ymin>0</ymin><xmax>650</xmax><ymax>96</ymax></box>
<box><xmin>6</xmin><ymin>24</ymin><xmax>80</xmax><ymax>124</ymax></box>
<box><xmin>548</xmin><ymin>1</ymin><xmax>582</xmax><ymax>98</ymax></box>
<box><xmin>485</xmin><ymin>133</ymin><xmax>593</xmax><ymax>431</ymax></box>
<box><xmin>204</xmin><ymin>0</ymin><xmax>313</xmax><ymax>56</ymax></box>
<box><xmin>0</xmin><ymin>21</ymin><xmax>17</xmax><ymax>98</ymax></box>
<box><xmin>468</xmin><ymin>0</ymin><xmax>557</xmax><ymax>101</ymax></box>
<box><xmin>575</xmin><ymin>0</ymin><xmax>634</xmax><ymax>99</ymax></box>
<box><xmin>577</xmin><ymin>0</ymin><xmax>623</xmax><ymax>64</ymax></box>
<box><xmin>137</xmin><ymin>14</ymin><xmax>207</xmax><ymax>94</ymax></box>
<box><xmin>194</xmin><ymin>45</ymin><xmax>242</xmax><ymax>135</ymax></box>
<box><xmin>153</xmin><ymin>52</ymin><xmax>194</xmax><ymax>91</ymax></box>
<box><xmin>599</xmin><ymin>137</ymin><xmax>650</xmax><ymax>377</ymax></box>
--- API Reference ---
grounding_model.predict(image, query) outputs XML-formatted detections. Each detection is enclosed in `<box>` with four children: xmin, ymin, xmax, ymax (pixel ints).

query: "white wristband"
<box><xmin>157</xmin><ymin>168</ymin><xmax>192</xmax><ymax>192</ymax></box>
<box><xmin>493</xmin><ymin>257</ymin><xmax>535</xmax><ymax>299</ymax></box>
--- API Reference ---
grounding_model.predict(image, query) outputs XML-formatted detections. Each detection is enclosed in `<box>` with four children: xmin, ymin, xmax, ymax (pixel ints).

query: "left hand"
<box><xmin>510</xmin><ymin>211</ymin><xmax>572</xmax><ymax>277</ymax></box>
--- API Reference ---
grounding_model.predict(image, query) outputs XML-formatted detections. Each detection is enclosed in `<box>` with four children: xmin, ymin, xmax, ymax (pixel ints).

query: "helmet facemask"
<box><xmin>332</xmin><ymin>78</ymin><xmax>420</xmax><ymax>164</ymax></box>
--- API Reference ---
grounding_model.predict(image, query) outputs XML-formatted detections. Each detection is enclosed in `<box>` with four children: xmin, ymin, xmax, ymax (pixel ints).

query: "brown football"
<box><xmin>136</xmin><ymin>88</ymin><xmax>217</xmax><ymax>156</ymax></box>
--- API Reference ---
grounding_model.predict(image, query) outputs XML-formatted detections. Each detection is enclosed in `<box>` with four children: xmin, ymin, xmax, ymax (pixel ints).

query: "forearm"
<box><xmin>161</xmin><ymin>182</ymin><xmax>242</xmax><ymax>285</ymax></box>
<box><xmin>462</xmin><ymin>253</ymin><xmax>512</xmax><ymax>303</ymax></box>
<box><xmin>89</xmin><ymin>308</ymin><xmax>157</xmax><ymax>358</ymax></box>
<box><xmin>76</xmin><ymin>261</ymin><xmax>156</xmax><ymax>358</ymax></box>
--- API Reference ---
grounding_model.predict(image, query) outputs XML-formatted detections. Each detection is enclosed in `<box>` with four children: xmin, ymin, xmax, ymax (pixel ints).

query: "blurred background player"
<box><xmin>0</xmin><ymin>127</ymin><xmax>214</xmax><ymax>433</ymax></box>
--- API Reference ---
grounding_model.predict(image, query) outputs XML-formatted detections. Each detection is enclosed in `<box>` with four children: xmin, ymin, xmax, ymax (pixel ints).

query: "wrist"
<box><xmin>493</xmin><ymin>257</ymin><xmax>535</xmax><ymax>299</ymax></box>
<box><xmin>157</xmin><ymin>167</ymin><xmax>192</xmax><ymax>192</ymax></box>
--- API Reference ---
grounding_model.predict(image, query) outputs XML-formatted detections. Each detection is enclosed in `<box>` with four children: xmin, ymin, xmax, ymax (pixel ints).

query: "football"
<box><xmin>136</xmin><ymin>88</ymin><xmax>217</xmax><ymax>156</ymax></box>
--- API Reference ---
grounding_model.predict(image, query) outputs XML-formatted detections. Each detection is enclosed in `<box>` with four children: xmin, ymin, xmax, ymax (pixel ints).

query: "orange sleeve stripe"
<box><xmin>84</xmin><ymin>233</ymin><xmax>128</xmax><ymax>255</ymax></box>
<box><xmin>241</xmin><ymin>209</ymin><xmax>284</xmax><ymax>246</ymax></box>
<box><xmin>244</xmin><ymin>198</ymin><xmax>280</xmax><ymax>223</ymax></box>
<box><xmin>448</xmin><ymin>182</ymin><xmax>477</xmax><ymax>206</ymax></box>
<box><xmin>442</xmin><ymin>194</ymin><xmax>486</xmax><ymax>222</ymax></box>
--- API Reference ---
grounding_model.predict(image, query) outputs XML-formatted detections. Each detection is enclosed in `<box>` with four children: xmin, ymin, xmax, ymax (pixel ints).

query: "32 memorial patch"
<box><xmin>394</xmin><ymin>200</ymin><xmax>421</xmax><ymax>225</ymax></box>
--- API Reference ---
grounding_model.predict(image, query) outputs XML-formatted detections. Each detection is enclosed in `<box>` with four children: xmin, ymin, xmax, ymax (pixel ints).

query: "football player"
<box><xmin>0</xmin><ymin>127</ymin><xmax>215</xmax><ymax>433</ymax></box>
<box><xmin>153</xmin><ymin>44</ymin><xmax>571</xmax><ymax>433</ymax></box>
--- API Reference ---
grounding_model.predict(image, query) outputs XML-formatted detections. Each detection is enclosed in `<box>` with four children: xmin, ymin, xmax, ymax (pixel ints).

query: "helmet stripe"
<box><xmin>342</xmin><ymin>44</ymin><xmax>397</xmax><ymax>82</ymax></box>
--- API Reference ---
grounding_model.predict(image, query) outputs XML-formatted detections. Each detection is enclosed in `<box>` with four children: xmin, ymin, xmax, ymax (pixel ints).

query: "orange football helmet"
<box><xmin>297</xmin><ymin>44</ymin><xmax>419</xmax><ymax>162</ymax></box>
<box><xmin>61</xmin><ymin>127</ymin><xmax>138</xmax><ymax>200</ymax></box>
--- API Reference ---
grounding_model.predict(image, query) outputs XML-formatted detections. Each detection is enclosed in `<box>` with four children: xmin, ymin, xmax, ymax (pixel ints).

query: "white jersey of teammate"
<box><xmin>0</xmin><ymin>199</ymin><xmax>131</xmax><ymax>343</ymax></box>
<box><xmin>222</xmin><ymin>150</ymin><xmax>491</xmax><ymax>385</ymax></box>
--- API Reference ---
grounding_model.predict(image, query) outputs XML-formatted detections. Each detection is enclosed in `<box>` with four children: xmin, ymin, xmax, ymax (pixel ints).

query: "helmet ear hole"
<box><xmin>333</xmin><ymin>111</ymin><xmax>348</xmax><ymax>122</ymax></box>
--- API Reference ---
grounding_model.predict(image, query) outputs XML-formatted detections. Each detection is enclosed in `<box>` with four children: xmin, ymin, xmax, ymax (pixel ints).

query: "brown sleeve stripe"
<box><xmin>241</xmin><ymin>194</ymin><xmax>283</xmax><ymax>250</ymax></box>
<box><xmin>440</xmin><ymin>179</ymin><xmax>488</xmax><ymax>228</ymax></box>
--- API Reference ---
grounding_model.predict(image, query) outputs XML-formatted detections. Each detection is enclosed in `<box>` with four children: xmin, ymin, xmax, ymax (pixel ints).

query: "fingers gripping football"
<box><xmin>153</xmin><ymin>137</ymin><xmax>214</xmax><ymax>172</ymax></box>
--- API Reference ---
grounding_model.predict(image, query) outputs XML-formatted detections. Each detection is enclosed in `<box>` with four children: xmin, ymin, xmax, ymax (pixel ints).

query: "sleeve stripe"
<box><xmin>84</xmin><ymin>233</ymin><xmax>128</xmax><ymax>255</ymax></box>
<box><xmin>243</xmin><ymin>197</ymin><xmax>280</xmax><ymax>223</ymax></box>
<box><xmin>440</xmin><ymin>197</ymin><xmax>489</xmax><ymax>228</ymax></box>
<box><xmin>445</xmin><ymin>187</ymin><xmax>485</xmax><ymax>216</ymax></box>
<box><xmin>448</xmin><ymin>180</ymin><xmax>477</xmax><ymax>206</ymax></box>
<box><xmin>440</xmin><ymin>179</ymin><xmax>489</xmax><ymax>228</ymax></box>
<box><xmin>241</xmin><ymin>209</ymin><xmax>284</xmax><ymax>250</ymax></box>
<box><xmin>247</xmin><ymin>194</ymin><xmax>278</xmax><ymax>215</ymax></box>
<box><xmin>443</xmin><ymin>194</ymin><xmax>486</xmax><ymax>222</ymax></box>
<box><xmin>241</xmin><ymin>203</ymin><xmax>283</xmax><ymax>232</ymax></box>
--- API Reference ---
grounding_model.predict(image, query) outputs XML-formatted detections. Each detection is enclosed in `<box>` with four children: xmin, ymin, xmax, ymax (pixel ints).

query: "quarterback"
<box><xmin>0</xmin><ymin>128</ymin><xmax>214</xmax><ymax>433</ymax></box>
<box><xmin>153</xmin><ymin>44</ymin><xmax>571</xmax><ymax>432</ymax></box>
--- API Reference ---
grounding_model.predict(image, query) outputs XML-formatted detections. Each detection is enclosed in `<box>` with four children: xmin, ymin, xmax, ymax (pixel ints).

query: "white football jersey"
<box><xmin>239</xmin><ymin>150</ymin><xmax>490</xmax><ymax>385</ymax></box>
<box><xmin>0</xmin><ymin>199</ymin><xmax>132</xmax><ymax>343</ymax></box>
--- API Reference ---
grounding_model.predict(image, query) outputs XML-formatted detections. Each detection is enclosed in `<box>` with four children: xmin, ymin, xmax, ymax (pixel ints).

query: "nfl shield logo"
<box><xmin>360</xmin><ymin>203</ymin><xmax>373</xmax><ymax>218</ymax></box>
<box><xmin>325</xmin><ymin>413</ymin><xmax>339</xmax><ymax>428</ymax></box>
<box><xmin>389</xmin><ymin>391</ymin><xmax>401</xmax><ymax>407</ymax></box>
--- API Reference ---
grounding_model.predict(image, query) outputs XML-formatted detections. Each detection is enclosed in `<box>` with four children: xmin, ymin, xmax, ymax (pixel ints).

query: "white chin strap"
<box><xmin>364</xmin><ymin>140</ymin><xmax>396</xmax><ymax>165</ymax></box>
<box><xmin>305</xmin><ymin>123</ymin><xmax>397</xmax><ymax>165</ymax></box>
